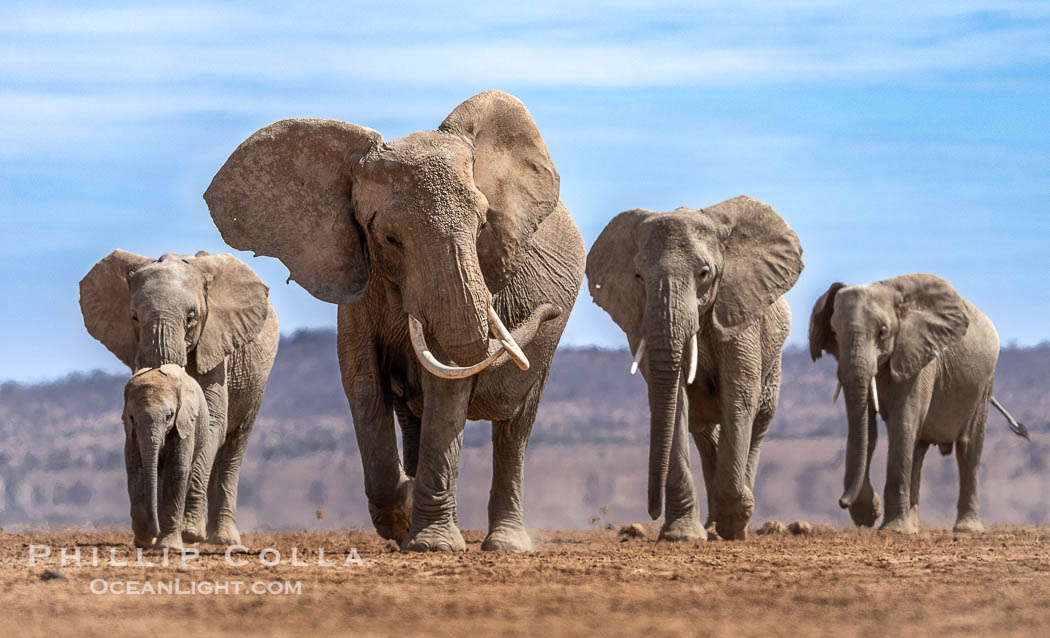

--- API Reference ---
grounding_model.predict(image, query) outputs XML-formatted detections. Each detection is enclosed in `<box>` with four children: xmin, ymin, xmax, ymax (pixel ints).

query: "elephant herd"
<box><xmin>78</xmin><ymin>90</ymin><xmax>1029</xmax><ymax>552</ymax></box>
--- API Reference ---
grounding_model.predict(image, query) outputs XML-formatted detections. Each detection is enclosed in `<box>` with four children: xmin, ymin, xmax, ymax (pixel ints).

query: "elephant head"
<box><xmin>587</xmin><ymin>196</ymin><xmax>803</xmax><ymax>519</ymax></box>
<box><xmin>122</xmin><ymin>364</ymin><xmax>202</xmax><ymax>541</ymax></box>
<box><xmin>80</xmin><ymin>250</ymin><xmax>271</xmax><ymax>373</ymax></box>
<box><xmin>203</xmin><ymin>90</ymin><xmax>560</xmax><ymax>377</ymax></box>
<box><xmin>809</xmin><ymin>273</ymin><xmax>970</xmax><ymax>526</ymax></box>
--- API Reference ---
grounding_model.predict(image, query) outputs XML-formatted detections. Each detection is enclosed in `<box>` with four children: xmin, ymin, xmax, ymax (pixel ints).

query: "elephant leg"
<box><xmin>402</xmin><ymin>374</ymin><xmax>470</xmax><ymax>553</ymax></box>
<box><xmin>880</xmin><ymin>411</ymin><xmax>919</xmax><ymax>534</ymax></box>
<box><xmin>339</xmin><ymin>326</ymin><xmax>412</xmax><ymax>544</ymax></box>
<box><xmin>482</xmin><ymin>374</ymin><xmax>547</xmax><ymax>551</ymax></box>
<box><xmin>712</xmin><ymin>352</ymin><xmax>761</xmax><ymax>541</ymax></box>
<box><xmin>908</xmin><ymin>441</ymin><xmax>930</xmax><ymax>529</ymax></box>
<box><xmin>125</xmin><ymin>434</ymin><xmax>154</xmax><ymax>549</ymax></box>
<box><xmin>689</xmin><ymin>414</ymin><xmax>719</xmax><ymax>536</ymax></box>
<box><xmin>954</xmin><ymin>399</ymin><xmax>987</xmax><ymax>533</ymax></box>
<box><xmin>182</xmin><ymin>419</ymin><xmax>221</xmax><ymax>544</ymax></box>
<box><xmin>394</xmin><ymin>399</ymin><xmax>421</xmax><ymax>478</ymax></box>
<box><xmin>206</xmin><ymin>422</ymin><xmax>254</xmax><ymax>546</ymax></box>
<box><xmin>660</xmin><ymin>382</ymin><xmax>705</xmax><ymax>542</ymax></box>
<box><xmin>744</xmin><ymin>364</ymin><xmax>780</xmax><ymax>492</ymax></box>
<box><xmin>157</xmin><ymin>438</ymin><xmax>191</xmax><ymax>550</ymax></box>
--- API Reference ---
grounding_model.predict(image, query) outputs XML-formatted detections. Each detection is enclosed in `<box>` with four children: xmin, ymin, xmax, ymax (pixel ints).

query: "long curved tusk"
<box><xmin>686</xmin><ymin>333</ymin><xmax>698</xmax><ymax>385</ymax></box>
<box><xmin>630</xmin><ymin>337</ymin><xmax>646</xmax><ymax>375</ymax></box>
<box><xmin>870</xmin><ymin>376</ymin><xmax>880</xmax><ymax>415</ymax></box>
<box><xmin>408</xmin><ymin>315</ymin><xmax>505</xmax><ymax>379</ymax></box>
<box><xmin>832</xmin><ymin>381</ymin><xmax>842</xmax><ymax>405</ymax></box>
<box><xmin>487</xmin><ymin>306</ymin><xmax>529</xmax><ymax>371</ymax></box>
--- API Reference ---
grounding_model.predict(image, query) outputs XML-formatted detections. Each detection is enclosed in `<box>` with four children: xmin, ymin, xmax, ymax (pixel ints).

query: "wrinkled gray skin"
<box><xmin>81</xmin><ymin>250</ymin><xmax>278</xmax><ymax>545</ymax></box>
<box><xmin>810</xmin><ymin>273</ymin><xmax>1018</xmax><ymax>533</ymax></box>
<box><xmin>122</xmin><ymin>365</ymin><xmax>219</xmax><ymax>550</ymax></box>
<box><xmin>204</xmin><ymin>91</ymin><xmax>584</xmax><ymax>552</ymax></box>
<box><xmin>587</xmin><ymin>197</ymin><xmax>803</xmax><ymax>540</ymax></box>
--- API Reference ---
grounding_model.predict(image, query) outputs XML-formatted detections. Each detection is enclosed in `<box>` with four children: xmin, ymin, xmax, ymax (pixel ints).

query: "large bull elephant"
<box><xmin>204</xmin><ymin>90</ymin><xmax>585</xmax><ymax>552</ymax></box>
<box><xmin>809</xmin><ymin>273</ymin><xmax>1029</xmax><ymax>533</ymax></box>
<box><xmin>587</xmin><ymin>196</ymin><xmax>803</xmax><ymax>540</ymax></box>
<box><xmin>80</xmin><ymin>250</ymin><xmax>278</xmax><ymax>545</ymax></box>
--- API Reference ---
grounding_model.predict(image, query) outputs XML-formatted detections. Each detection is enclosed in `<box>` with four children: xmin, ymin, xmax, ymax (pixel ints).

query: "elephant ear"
<box><xmin>586</xmin><ymin>210</ymin><xmax>652</xmax><ymax>338</ymax></box>
<box><xmin>809</xmin><ymin>282</ymin><xmax>847</xmax><ymax>361</ymax></box>
<box><xmin>204</xmin><ymin>118</ymin><xmax>381</xmax><ymax>305</ymax></box>
<box><xmin>887</xmin><ymin>273</ymin><xmax>970</xmax><ymax>382</ymax></box>
<box><xmin>191</xmin><ymin>254</ymin><xmax>271</xmax><ymax>373</ymax></box>
<box><xmin>704</xmin><ymin>196</ymin><xmax>804</xmax><ymax>339</ymax></box>
<box><xmin>163</xmin><ymin>364</ymin><xmax>196</xmax><ymax>440</ymax></box>
<box><xmin>79</xmin><ymin>249</ymin><xmax>153</xmax><ymax>369</ymax></box>
<box><xmin>439</xmin><ymin>90</ymin><xmax>560</xmax><ymax>293</ymax></box>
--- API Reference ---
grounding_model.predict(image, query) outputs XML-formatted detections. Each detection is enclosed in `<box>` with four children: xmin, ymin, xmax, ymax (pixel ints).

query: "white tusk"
<box><xmin>686</xmin><ymin>333</ymin><xmax>698</xmax><ymax>385</ymax></box>
<box><xmin>487</xmin><ymin>307</ymin><xmax>529</xmax><ymax>371</ymax></box>
<box><xmin>630</xmin><ymin>338</ymin><xmax>646</xmax><ymax>375</ymax></box>
<box><xmin>408</xmin><ymin>315</ymin><xmax>505</xmax><ymax>379</ymax></box>
<box><xmin>870</xmin><ymin>377</ymin><xmax>880</xmax><ymax>414</ymax></box>
<box><xmin>832</xmin><ymin>381</ymin><xmax>842</xmax><ymax>405</ymax></box>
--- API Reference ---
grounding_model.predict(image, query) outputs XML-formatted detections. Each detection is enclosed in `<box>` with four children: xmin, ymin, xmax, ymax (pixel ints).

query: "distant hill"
<box><xmin>1</xmin><ymin>330</ymin><xmax>1047</xmax><ymax>531</ymax></box>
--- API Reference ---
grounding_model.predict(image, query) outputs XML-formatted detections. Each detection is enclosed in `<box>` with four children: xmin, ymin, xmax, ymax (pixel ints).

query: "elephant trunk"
<box><xmin>644</xmin><ymin>278</ymin><xmax>694</xmax><ymax>520</ymax></box>
<box><xmin>137</xmin><ymin>428</ymin><xmax>163</xmax><ymax>539</ymax></box>
<box><xmin>839</xmin><ymin>350</ymin><xmax>876</xmax><ymax>509</ymax></box>
<box><xmin>136</xmin><ymin>317</ymin><xmax>187</xmax><ymax>369</ymax></box>
<box><xmin>424</xmin><ymin>237</ymin><xmax>492</xmax><ymax>367</ymax></box>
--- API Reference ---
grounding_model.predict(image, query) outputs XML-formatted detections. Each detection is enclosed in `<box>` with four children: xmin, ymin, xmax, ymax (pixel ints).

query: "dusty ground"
<box><xmin>3</xmin><ymin>525</ymin><xmax>1050</xmax><ymax>637</ymax></box>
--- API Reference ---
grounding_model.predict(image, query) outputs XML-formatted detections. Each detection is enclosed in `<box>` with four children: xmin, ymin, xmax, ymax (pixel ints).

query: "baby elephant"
<box><xmin>810</xmin><ymin>273</ymin><xmax>1029</xmax><ymax>534</ymax></box>
<box><xmin>123</xmin><ymin>365</ymin><xmax>219</xmax><ymax>549</ymax></box>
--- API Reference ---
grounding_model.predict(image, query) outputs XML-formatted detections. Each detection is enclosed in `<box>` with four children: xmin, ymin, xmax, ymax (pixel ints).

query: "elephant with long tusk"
<box><xmin>588</xmin><ymin>196</ymin><xmax>804</xmax><ymax>541</ymax></box>
<box><xmin>204</xmin><ymin>91</ymin><xmax>584</xmax><ymax>552</ymax></box>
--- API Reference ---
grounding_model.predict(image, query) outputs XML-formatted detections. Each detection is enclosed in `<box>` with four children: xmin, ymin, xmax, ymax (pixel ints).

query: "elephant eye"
<box><xmin>879</xmin><ymin>325</ymin><xmax>888</xmax><ymax>338</ymax></box>
<box><xmin>186</xmin><ymin>310</ymin><xmax>197</xmax><ymax>325</ymax></box>
<box><xmin>634</xmin><ymin>273</ymin><xmax>642</xmax><ymax>279</ymax></box>
<box><xmin>131</xmin><ymin>313</ymin><xmax>138</xmax><ymax>322</ymax></box>
<box><xmin>385</xmin><ymin>233</ymin><xmax>401</xmax><ymax>246</ymax></box>
<box><xmin>699</xmin><ymin>266</ymin><xmax>711</xmax><ymax>280</ymax></box>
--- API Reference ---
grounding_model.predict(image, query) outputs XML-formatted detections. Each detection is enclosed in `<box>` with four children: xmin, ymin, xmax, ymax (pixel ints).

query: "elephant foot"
<box><xmin>482</xmin><ymin>525</ymin><xmax>533</xmax><ymax>551</ymax></box>
<box><xmin>704</xmin><ymin>520</ymin><xmax>722</xmax><ymax>541</ymax></box>
<box><xmin>712</xmin><ymin>487</ymin><xmax>754</xmax><ymax>541</ymax></box>
<box><xmin>133</xmin><ymin>535</ymin><xmax>156</xmax><ymax>549</ymax></box>
<box><xmin>181</xmin><ymin>520</ymin><xmax>205</xmax><ymax>541</ymax></box>
<box><xmin>154</xmin><ymin>533</ymin><xmax>183</xmax><ymax>551</ymax></box>
<box><xmin>879</xmin><ymin>515</ymin><xmax>918</xmax><ymax>534</ymax></box>
<box><xmin>369</xmin><ymin>477</ymin><xmax>414</xmax><ymax>544</ymax></box>
<box><xmin>659</xmin><ymin>515</ymin><xmax>707</xmax><ymax>542</ymax></box>
<box><xmin>848</xmin><ymin>487</ymin><xmax>881</xmax><ymax>528</ymax></box>
<box><xmin>953</xmin><ymin>517</ymin><xmax>984</xmax><ymax>534</ymax></box>
<box><xmin>207</xmin><ymin>521</ymin><xmax>242</xmax><ymax>546</ymax></box>
<box><xmin>402</xmin><ymin>523</ymin><xmax>466</xmax><ymax>553</ymax></box>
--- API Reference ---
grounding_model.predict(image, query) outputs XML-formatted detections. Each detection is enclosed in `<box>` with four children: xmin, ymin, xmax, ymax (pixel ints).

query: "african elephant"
<box><xmin>80</xmin><ymin>250</ymin><xmax>278</xmax><ymax>545</ymax></box>
<box><xmin>122</xmin><ymin>365</ymin><xmax>219</xmax><ymax>550</ymax></box>
<box><xmin>587</xmin><ymin>196</ymin><xmax>803</xmax><ymax>540</ymax></box>
<box><xmin>204</xmin><ymin>90</ymin><xmax>584</xmax><ymax>552</ymax></box>
<box><xmin>809</xmin><ymin>273</ymin><xmax>1029</xmax><ymax>533</ymax></box>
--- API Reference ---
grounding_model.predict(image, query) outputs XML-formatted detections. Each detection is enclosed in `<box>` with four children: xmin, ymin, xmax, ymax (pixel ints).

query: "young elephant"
<box><xmin>810</xmin><ymin>273</ymin><xmax>1029</xmax><ymax>533</ymax></box>
<box><xmin>123</xmin><ymin>365</ymin><xmax>218</xmax><ymax>550</ymax></box>
<box><xmin>80</xmin><ymin>250</ymin><xmax>278</xmax><ymax>545</ymax></box>
<box><xmin>587</xmin><ymin>196</ymin><xmax>804</xmax><ymax>540</ymax></box>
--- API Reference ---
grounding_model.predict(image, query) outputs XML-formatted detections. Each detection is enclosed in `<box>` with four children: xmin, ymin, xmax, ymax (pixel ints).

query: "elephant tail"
<box><xmin>990</xmin><ymin>396</ymin><xmax>1030</xmax><ymax>441</ymax></box>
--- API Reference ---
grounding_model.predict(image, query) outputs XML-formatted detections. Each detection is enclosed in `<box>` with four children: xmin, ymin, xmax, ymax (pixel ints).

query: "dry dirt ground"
<box><xmin>3</xmin><ymin>525</ymin><xmax>1050</xmax><ymax>637</ymax></box>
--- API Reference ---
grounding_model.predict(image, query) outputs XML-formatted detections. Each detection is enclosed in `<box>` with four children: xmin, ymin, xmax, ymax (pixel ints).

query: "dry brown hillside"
<box><xmin>0</xmin><ymin>330</ymin><xmax>1046</xmax><ymax>531</ymax></box>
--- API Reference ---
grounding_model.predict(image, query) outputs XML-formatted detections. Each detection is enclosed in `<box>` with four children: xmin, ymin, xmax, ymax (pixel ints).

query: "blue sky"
<box><xmin>2</xmin><ymin>1</ymin><xmax>1049</xmax><ymax>381</ymax></box>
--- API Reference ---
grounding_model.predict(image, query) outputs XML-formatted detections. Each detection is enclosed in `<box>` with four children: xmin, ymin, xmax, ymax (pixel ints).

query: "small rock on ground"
<box><xmin>619</xmin><ymin>523</ymin><xmax>648</xmax><ymax>539</ymax></box>
<box><xmin>757</xmin><ymin>520</ymin><xmax>789</xmax><ymax>535</ymax></box>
